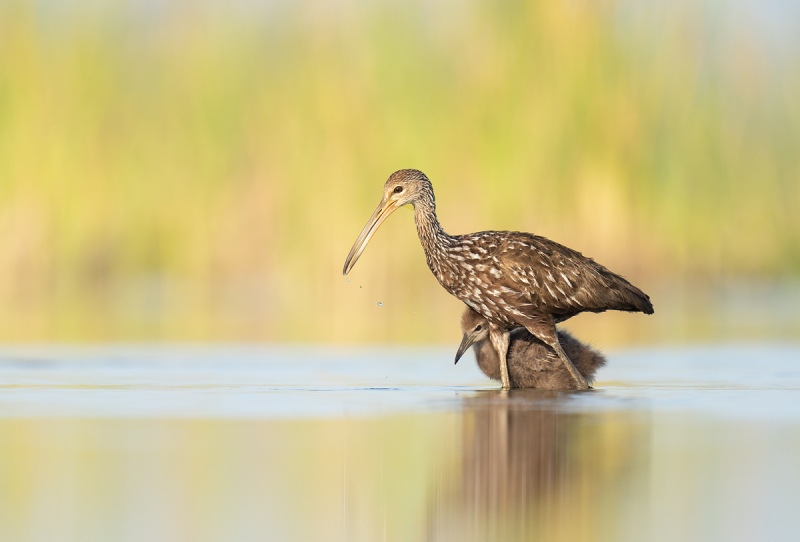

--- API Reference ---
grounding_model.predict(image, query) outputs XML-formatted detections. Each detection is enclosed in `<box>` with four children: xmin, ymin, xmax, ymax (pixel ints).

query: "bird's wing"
<box><xmin>488</xmin><ymin>232</ymin><xmax>647</xmax><ymax>318</ymax></box>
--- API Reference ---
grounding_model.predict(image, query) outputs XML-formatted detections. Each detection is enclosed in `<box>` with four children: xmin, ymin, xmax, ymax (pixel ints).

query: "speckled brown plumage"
<box><xmin>343</xmin><ymin>169</ymin><xmax>653</xmax><ymax>390</ymax></box>
<box><xmin>455</xmin><ymin>307</ymin><xmax>606</xmax><ymax>389</ymax></box>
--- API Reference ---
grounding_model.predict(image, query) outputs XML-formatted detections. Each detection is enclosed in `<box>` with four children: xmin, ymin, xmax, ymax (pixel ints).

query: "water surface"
<box><xmin>1</xmin><ymin>344</ymin><xmax>798</xmax><ymax>541</ymax></box>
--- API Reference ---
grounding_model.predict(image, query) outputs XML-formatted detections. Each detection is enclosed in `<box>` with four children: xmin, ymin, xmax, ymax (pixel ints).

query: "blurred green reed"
<box><xmin>0</xmin><ymin>1</ymin><xmax>798</xmax><ymax>343</ymax></box>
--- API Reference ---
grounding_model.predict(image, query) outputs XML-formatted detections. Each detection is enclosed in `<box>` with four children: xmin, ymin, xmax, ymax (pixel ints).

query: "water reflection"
<box><xmin>1</xmin><ymin>345</ymin><xmax>799</xmax><ymax>541</ymax></box>
<box><xmin>0</xmin><ymin>392</ymin><xmax>651</xmax><ymax>542</ymax></box>
<box><xmin>427</xmin><ymin>391</ymin><xmax>649</xmax><ymax>541</ymax></box>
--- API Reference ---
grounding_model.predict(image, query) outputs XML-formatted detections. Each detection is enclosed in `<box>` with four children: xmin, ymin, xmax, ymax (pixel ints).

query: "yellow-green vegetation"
<box><xmin>0</xmin><ymin>1</ymin><xmax>798</xmax><ymax>342</ymax></box>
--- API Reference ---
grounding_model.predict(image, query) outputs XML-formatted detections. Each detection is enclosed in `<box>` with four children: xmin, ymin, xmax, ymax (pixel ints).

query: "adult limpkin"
<box><xmin>455</xmin><ymin>307</ymin><xmax>606</xmax><ymax>390</ymax></box>
<box><xmin>342</xmin><ymin>169</ymin><xmax>653</xmax><ymax>390</ymax></box>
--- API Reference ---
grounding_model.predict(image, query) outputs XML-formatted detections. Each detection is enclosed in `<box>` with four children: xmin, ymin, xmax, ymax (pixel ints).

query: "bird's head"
<box><xmin>454</xmin><ymin>307</ymin><xmax>489</xmax><ymax>364</ymax></box>
<box><xmin>382</xmin><ymin>169</ymin><xmax>432</xmax><ymax>207</ymax></box>
<box><xmin>343</xmin><ymin>169</ymin><xmax>432</xmax><ymax>275</ymax></box>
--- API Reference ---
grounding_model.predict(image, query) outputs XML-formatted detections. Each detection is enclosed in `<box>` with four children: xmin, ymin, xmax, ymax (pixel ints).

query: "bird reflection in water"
<box><xmin>425</xmin><ymin>392</ymin><xmax>648</xmax><ymax>541</ymax></box>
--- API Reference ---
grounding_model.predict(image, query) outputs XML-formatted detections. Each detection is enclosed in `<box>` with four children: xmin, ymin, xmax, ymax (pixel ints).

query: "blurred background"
<box><xmin>2</xmin><ymin>4</ymin><xmax>800</xmax><ymax>541</ymax></box>
<box><xmin>1</xmin><ymin>0</ymin><xmax>798</xmax><ymax>346</ymax></box>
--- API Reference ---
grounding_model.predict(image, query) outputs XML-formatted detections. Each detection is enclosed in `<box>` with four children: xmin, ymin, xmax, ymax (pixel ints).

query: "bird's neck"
<box><xmin>412</xmin><ymin>192</ymin><xmax>453</xmax><ymax>271</ymax></box>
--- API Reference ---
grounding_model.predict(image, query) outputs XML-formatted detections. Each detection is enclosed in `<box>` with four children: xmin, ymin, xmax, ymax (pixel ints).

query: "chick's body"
<box><xmin>458</xmin><ymin>307</ymin><xmax>606</xmax><ymax>389</ymax></box>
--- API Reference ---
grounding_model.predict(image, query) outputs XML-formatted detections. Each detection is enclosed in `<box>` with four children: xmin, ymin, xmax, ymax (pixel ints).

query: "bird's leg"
<box><xmin>547</xmin><ymin>335</ymin><xmax>589</xmax><ymax>390</ymax></box>
<box><xmin>520</xmin><ymin>316</ymin><xmax>589</xmax><ymax>390</ymax></box>
<box><xmin>488</xmin><ymin>326</ymin><xmax>512</xmax><ymax>390</ymax></box>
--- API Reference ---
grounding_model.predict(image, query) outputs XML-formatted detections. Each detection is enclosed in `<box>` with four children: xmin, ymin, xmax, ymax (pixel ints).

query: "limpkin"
<box><xmin>342</xmin><ymin>169</ymin><xmax>653</xmax><ymax>390</ymax></box>
<box><xmin>455</xmin><ymin>306</ymin><xmax>606</xmax><ymax>389</ymax></box>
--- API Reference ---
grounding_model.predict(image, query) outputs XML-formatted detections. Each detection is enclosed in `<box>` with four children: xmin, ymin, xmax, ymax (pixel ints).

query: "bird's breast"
<box><xmin>454</xmin><ymin>282</ymin><xmax>521</xmax><ymax>328</ymax></box>
<box><xmin>427</xmin><ymin>245</ymin><xmax>530</xmax><ymax>328</ymax></box>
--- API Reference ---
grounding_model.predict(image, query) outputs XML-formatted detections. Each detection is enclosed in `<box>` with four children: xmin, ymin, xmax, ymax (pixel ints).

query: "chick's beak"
<box><xmin>343</xmin><ymin>198</ymin><xmax>398</xmax><ymax>275</ymax></box>
<box><xmin>454</xmin><ymin>332</ymin><xmax>477</xmax><ymax>365</ymax></box>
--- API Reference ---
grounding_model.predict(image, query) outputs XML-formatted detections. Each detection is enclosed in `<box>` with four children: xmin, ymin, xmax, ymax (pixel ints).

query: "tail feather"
<box><xmin>618</xmin><ymin>282</ymin><xmax>654</xmax><ymax>314</ymax></box>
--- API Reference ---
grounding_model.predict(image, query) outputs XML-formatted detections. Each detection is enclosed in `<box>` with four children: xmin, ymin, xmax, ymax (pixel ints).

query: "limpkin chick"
<box><xmin>455</xmin><ymin>307</ymin><xmax>606</xmax><ymax>389</ymax></box>
<box><xmin>343</xmin><ymin>169</ymin><xmax>653</xmax><ymax>391</ymax></box>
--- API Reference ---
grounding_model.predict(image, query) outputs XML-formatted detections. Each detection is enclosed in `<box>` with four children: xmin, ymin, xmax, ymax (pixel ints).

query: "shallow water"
<box><xmin>1</xmin><ymin>343</ymin><xmax>799</xmax><ymax>542</ymax></box>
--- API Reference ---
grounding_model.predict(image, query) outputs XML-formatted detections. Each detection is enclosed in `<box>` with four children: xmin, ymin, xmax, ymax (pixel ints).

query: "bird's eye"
<box><xmin>393</xmin><ymin>186</ymin><xmax>403</xmax><ymax>194</ymax></box>
<box><xmin>475</xmin><ymin>325</ymin><xmax>482</xmax><ymax>332</ymax></box>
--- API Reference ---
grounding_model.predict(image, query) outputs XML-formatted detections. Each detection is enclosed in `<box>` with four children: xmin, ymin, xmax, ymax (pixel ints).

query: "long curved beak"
<box><xmin>343</xmin><ymin>198</ymin><xmax>398</xmax><ymax>275</ymax></box>
<box><xmin>454</xmin><ymin>332</ymin><xmax>477</xmax><ymax>365</ymax></box>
